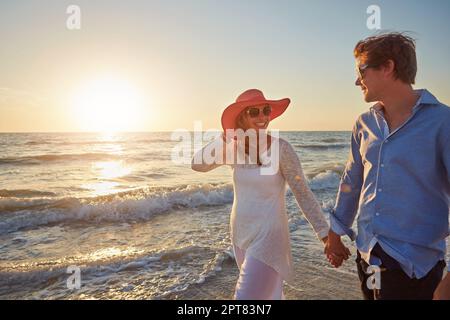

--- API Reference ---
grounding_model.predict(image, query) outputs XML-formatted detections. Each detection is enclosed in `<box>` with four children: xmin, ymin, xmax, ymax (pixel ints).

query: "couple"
<box><xmin>191</xmin><ymin>32</ymin><xmax>450</xmax><ymax>300</ymax></box>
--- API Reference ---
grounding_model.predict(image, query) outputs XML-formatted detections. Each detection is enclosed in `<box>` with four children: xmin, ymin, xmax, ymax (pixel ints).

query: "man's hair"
<box><xmin>354</xmin><ymin>32</ymin><xmax>417</xmax><ymax>84</ymax></box>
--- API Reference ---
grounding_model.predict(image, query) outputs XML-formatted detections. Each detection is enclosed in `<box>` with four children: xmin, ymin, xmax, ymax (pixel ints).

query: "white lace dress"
<box><xmin>192</xmin><ymin>136</ymin><xmax>329</xmax><ymax>284</ymax></box>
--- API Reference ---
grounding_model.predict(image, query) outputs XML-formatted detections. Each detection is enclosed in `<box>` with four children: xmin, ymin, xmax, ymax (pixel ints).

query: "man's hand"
<box><xmin>433</xmin><ymin>272</ymin><xmax>450</xmax><ymax>300</ymax></box>
<box><xmin>324</xmin><ymin>230</ymin><xmax>351</xmax><ymax>268</ymax></box>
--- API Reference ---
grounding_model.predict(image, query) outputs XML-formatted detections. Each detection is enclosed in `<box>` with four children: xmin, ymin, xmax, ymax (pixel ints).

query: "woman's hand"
<box><xmin>324</xmin><ymin>230</ymin><xmax>351</xmax><ymax>268</ymax></box>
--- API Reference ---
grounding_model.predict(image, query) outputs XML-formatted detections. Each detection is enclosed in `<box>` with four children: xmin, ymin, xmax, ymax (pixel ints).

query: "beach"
<box><xmin>0</xmin><ymin>131</ymin><xmax>390</xmax><ymax>299</ymax></box>
<box><xmin>2</xmin><ymin>0</ymin><xmax>450</xmax><ymax>302</ymax></box>
<box><xmin>165</xmin><ymin>237</ymin><xmax>361</xmax><ymax>300</ymax></box>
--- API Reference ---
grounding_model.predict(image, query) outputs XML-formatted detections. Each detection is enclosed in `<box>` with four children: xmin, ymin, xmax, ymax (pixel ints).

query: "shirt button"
<box><xmin>380</xmin><ymin>164</ymin><xmax>385</xmax><ymax>168</ymax></box>
<box><xmin>375</xmin><ymin>212</ymin><xmax>380</xmax><ymax>216</ymax></box>
<box><xmin>378</xmin><ymin>188</ymin><xmax>382</xmax><ymax>192</ymax></box>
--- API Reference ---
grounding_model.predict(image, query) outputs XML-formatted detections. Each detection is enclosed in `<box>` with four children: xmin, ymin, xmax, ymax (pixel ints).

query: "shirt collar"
<box><xmin>370</xmin><ymin>89</ymin><xmax>440</xmax><ymax>115</ymax></box>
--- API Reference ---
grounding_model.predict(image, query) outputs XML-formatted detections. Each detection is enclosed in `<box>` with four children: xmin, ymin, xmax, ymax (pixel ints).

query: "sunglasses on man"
<box><xmin>357</xmin><ymin>63</ymin><xmax>378</xmax><ymax>80</ymax></box>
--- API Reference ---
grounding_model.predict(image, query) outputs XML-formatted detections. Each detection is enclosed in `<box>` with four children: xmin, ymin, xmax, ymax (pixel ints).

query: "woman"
<box><xmin>191</xmin><ymin>89</ymin><xmax>329</xmax><ymax>300</ymax></box>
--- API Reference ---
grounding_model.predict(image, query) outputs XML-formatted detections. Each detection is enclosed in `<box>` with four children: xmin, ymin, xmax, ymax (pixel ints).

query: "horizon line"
<box><xmin>0</xmin><ymin>130</ymin><xmax>353</xmax><ymax>134</ymax></box>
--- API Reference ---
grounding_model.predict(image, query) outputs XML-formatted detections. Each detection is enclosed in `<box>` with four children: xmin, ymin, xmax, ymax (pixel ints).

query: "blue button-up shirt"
<box><xmin>330</xmin><ymin>89</ymin><xmax>450</xmax><ymax>279</ymax></box>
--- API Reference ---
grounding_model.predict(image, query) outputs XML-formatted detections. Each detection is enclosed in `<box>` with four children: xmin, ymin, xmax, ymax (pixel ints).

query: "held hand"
<box><xmin>324</xmin><ymin>230</ymin><xmax>351</xmax><ymax>268</ymax></box>
<box><xmin>433</xmin><ymin>272</ymin><xmax>450</xmax><ymax>300</ymax></box>
<box><xmin>321</xmin><ymin>236</ymin><xmax>342</xmax><ymax>266</ymax></box>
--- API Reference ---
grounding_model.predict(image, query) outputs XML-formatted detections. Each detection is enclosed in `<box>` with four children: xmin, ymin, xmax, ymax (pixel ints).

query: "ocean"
<box><xmin>0</xmin><ymin>131</ymin><xmax>397</xmax><ymax>299</ymax></box>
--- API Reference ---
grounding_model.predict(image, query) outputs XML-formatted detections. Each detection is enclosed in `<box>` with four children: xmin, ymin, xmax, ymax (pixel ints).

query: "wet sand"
<box><xmin>165</xmin><ymin>254</ymin><xmax>361</xmax><ymax>300</ymax></box>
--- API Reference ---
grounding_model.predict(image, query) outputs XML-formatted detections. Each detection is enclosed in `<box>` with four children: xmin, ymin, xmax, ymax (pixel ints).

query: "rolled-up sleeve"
<box><xmin>330</xmin><ymin>120</ymin><xmax>364</xmax><ymax>241</ymax></box>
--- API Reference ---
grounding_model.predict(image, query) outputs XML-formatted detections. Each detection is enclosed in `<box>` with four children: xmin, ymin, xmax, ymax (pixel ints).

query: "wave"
<box><xmin>0</xmin><ymin>245</ymin><xmax>234</xmax><ymax>299</ymax></box>
<box><xmin>134</xmin><ymin>138</ymin><xmax>173</xmax><ymax>144</ymax></box>
<box><xmin>24</xmin><ymin>140</ymin><xmax>51</xmax><ymax>146</ymax></box>
<box><xmin>55</xmin><ymin>138</ymin><xmax>173</xmax><ymax>146</ymax></box>
<box><xmin>0</xmin><ymin>153</ymin><xmax>122</xmax><ymax>165</ymax></box>
<box><xmin>320</xmin><ymin>138</ymin><xmax>343</xmax><ymax>143</ymax></box>
<box><xmin>21</xmin><ymin>138</ymin><xmax>174</xmax><ymax>147</ymax></box>
<box><xmin>0</xmin><ymin>245</ymin><xmax>209</xmax><ymax>273</ymax></box>
<box><xmin>143</xmin><ymin>173</ymin><xmax>167</xmax><ymax>179</ymax></box>
<box><xmin>309</xmin><ymin>170</ymin><xmax>341</xmax><ymax>190</ymax></box>
<box><xmin>295</xmin><ymin>143</ymin><xmax>349</xmax><ymax>150</ymax></box>
<box><xmin>153</xmin><ymin>246</ymin><xmax>234</xmax><ymax>298</ymax></box>
<box><xmin>308</xmin><ymin>163</ymin><xmax>345</xmax><ymax>177</ymax></box>
<box><xmin>0</xmin><ymin>189</ymin><xmax>57</xmax><ymax>198</ymax></box>
<box><xmin>0</xmin><ymin>183</ymin><xmax>233</xmax><ymax>233</ymax></box>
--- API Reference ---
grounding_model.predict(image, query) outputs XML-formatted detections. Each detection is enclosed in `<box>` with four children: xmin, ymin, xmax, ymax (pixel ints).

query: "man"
<box><xmin>325</xmin><ymin>32</ymin><xmax>450</xmax><ymax>300</ymax></box>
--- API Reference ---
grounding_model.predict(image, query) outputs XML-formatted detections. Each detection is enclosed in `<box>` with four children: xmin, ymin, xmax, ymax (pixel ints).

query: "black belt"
<box><xmin>369</xmin><ymin>243</ymin><xmax>402</xmax><ymax>270</ymax></box>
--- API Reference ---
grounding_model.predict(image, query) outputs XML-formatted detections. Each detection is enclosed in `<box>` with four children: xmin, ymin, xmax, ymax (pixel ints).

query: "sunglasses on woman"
<box><xmin>245</xmin><ymin>105</ymin><xmax>272</xmax><ymax>118</ymax></box>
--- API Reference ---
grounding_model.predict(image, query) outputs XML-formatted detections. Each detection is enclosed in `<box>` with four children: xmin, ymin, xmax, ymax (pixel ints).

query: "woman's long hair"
<box><xmin>235</xmin><ymin>111</ymin><xmax>265</xmax><ymax>166</ymax></box>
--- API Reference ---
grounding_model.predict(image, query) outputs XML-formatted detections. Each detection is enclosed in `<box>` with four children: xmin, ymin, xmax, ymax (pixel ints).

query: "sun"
<box><xmin>71</xmin><ymin>76</ymin><xmax>145</xmax><ymax>132</ymax></box>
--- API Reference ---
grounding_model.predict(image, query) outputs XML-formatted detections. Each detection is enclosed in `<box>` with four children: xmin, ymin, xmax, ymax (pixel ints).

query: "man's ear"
<box><xmin>382</xmin><ymin>59</ymin><xmax>396</xmax><ymax>79</ymax></box>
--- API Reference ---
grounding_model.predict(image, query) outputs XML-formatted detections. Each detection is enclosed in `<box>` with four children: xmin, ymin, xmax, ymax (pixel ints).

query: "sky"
<box><xmin>1</xmin><ymin>0</ymin><xmax>449</xmax><ymax>132</ymax></box>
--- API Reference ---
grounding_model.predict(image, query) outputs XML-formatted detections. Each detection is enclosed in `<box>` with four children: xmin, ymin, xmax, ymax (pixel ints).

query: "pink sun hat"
<box><xmin>220</xmin><ymin>89</ymin><xmax>291</xmax><ymax>131</ymax></box>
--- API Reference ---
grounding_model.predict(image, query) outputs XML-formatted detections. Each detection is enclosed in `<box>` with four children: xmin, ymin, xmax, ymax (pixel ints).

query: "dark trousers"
<box><xmin>356</xmin><ymin>244</ymin><xmax>446</xmax><ymax>300</ymax></box>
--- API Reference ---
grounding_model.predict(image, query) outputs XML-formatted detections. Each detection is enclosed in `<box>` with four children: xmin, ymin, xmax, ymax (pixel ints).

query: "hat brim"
<box><xmin>221</xmin><ymin>98</ymin><xmax>290</xmax><ymax>131</ymax></box>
